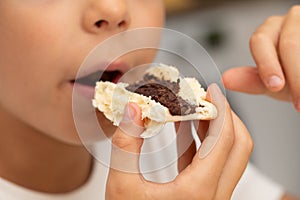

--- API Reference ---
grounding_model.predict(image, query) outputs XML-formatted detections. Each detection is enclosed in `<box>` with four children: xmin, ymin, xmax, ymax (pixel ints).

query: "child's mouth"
<box><xmin>72</xmin><ymin>70</ymin><xmax>123</xmax><ymax>86</ymax></box>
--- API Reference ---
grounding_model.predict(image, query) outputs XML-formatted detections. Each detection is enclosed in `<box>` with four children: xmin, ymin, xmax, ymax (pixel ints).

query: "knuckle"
<box><xmin>247</xmin><ymin>133</ymin><xmax>254</xmax><ymax>152</ymax></box>
<box><xmin>250</xmin><ymin>15</ymin><xmax>282</xmax><ymax>47</ymax></box>
<box><xmin>240</xmin><ymin>131</ymin><xmax>254</xmax><ymax>154</ymax></box>
<box><xmin>233</xmin><ymin>120</ymin><xmax>254</xmax><ymax>155</ymax></box>
<box><xmin>111</xmin><ymin>134</ymin><xmax>130</xmax><ymax>149</ymax></box>
<box><xmin>250</xmin><ymin>31</ymin><xmax>267</xmax><ymax>46</ymax></box>
<box><xmin>232</xmin><ymin>114</ymin><xmax>254</xmax><ymax>154</ymax></box>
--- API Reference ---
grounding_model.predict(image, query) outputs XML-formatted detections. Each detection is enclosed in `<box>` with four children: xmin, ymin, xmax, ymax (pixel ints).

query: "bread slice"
<box><xmin>93</xmin><ymin>64</ymin><xmax>217</xmax><ymax>138</ymax></box>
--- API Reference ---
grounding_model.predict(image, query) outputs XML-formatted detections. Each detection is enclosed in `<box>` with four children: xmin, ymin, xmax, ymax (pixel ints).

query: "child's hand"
<box><xmin>222</xmin><ymin>5</ymin><xmax>300</xmax><ymax>111</ymax></box>
<box><xmin>105</xmin><ymin>84</ymin><xmax>253</xmax><ymax>200</ymax></box>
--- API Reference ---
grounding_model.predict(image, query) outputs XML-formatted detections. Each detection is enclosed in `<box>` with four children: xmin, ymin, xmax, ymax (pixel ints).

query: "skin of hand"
<box><xmin>222</xmin><ymin>5</ymin><xmax>300</xmax><ymax>112</ymax></box>
<box><xmin>105</xmin><ymin>84</ymin><xmax>253</xmax><ymax>200</ymax></box>
<box><xmin>223</xmin><ymin>5</ymin><xmax>300</xmax><ymax>200</ymax></box>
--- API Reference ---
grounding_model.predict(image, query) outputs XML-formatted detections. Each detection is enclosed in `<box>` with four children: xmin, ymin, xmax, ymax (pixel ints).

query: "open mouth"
<box><xmin>72</xmin><ymin>70</ymin><xmax>123</xmax><ymax>86</ymax></box>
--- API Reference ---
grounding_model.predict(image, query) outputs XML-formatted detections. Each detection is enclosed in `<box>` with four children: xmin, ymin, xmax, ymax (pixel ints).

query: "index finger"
<box><xmin>279</xmin><ymin>5</ymin><xmax>300</xmax><ymax>111</ymax></box>
<box><xmin>250</xmin><ymin>15</ymin><xmax>285</xmax><ymax>92</ymax></box>
<box><xmin>178</xmin><ymin>84</ymin><xmax>235</xmax><ymax>186</ymax></box>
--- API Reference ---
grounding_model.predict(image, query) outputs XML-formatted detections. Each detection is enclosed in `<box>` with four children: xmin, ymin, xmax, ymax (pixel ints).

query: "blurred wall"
<box><xmin>165</xmin><ymin>0</ymin><xmax>300</xmax><ymax>195</ymax></box>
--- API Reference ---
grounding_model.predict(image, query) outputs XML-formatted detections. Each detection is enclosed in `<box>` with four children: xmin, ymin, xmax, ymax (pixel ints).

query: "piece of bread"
<box><xmin>92</xmin><ymin>64</ymin><xmax>217</xmax><ymax>138</ymax></box>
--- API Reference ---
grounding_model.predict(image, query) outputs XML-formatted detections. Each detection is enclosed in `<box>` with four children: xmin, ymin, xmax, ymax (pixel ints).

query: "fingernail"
<box><xmin>268</xmin><ymin>75</ymin><xmax>283</xmax><ymax>89</ymax></box>
<box><xmin>123</xmin><ymin>104</ymin><xmax>136</xmax><ymax>122</ymax></box>
<box><xmin>199</xmin><ymin>84</ymin><xmax>224</xmax><ymax>159</ymax></box>
<box><xmin>120</xmin><ymin>104</ymin><xmax>144</xmax><ymax>138</ymax></box>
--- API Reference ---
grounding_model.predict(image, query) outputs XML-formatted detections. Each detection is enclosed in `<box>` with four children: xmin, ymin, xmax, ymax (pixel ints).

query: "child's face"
<box><xmin>0</xmin><ymin>1</ymin><xmax>165</xmax><ymax>144</ymax></box>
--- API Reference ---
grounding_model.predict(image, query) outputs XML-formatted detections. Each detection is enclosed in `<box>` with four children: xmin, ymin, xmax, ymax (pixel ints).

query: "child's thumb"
<box><xmin>112</xmin><ymin>102</ymin><xmax>144</xmax><ymax>154</ymax></box>
<box><xmin>110</xmin><ymin>103</ymin><xmax>144</xmax><ymax>173</ymax></box>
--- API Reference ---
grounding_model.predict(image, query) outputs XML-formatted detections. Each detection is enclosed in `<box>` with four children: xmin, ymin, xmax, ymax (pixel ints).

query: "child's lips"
<box><xmin>71</xmin><ymin>62</ymin><xmax>129</xmax><ymax>85</ymax></box>
<box><xmin>72</xmin><ymin>82</ymin><xmax>95</xmax><ymax>100</ymax></box>
<box><xmin>70</xmin><ymin>70</ymin><xmax>123</xmax><ymax>99</ymax></box>
<box><xmin>72</xmin><ymin>70</ymin><xmax>123</xmax><ymax>86</ymax></box>
<box><xmin>70</xmin><ymin>62</ymin><xmax>129</xmax><ymax>99</ymax></box>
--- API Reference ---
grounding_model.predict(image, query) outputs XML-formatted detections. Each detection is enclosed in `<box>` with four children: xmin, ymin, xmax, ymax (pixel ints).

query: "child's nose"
<box><xmin>84</xmin><ymin>0</ymin><xmax>131</xmax><ymax>34</ymax></box>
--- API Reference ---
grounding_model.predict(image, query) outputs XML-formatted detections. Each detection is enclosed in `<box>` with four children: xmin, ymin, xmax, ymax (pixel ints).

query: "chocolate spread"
<box><xmin>126</xmin><ymin>74</ymin><xmax>197</xmax><ymax>116</ymax></box>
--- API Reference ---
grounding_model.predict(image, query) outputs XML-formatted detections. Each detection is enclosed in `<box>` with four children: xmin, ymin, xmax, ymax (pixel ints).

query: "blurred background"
<box><xmin>163</xmin><ymin>0</ymin><xmax>300</xmax><ymax>196</ymax></box>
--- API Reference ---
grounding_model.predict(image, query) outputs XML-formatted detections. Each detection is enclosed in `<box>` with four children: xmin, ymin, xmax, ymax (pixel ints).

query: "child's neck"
<box><xmin>0</xmin><ymin>108</ymin><xmax>93</xmax><ymax>194</ymax></box>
